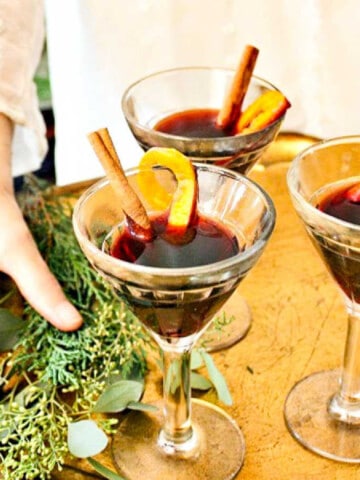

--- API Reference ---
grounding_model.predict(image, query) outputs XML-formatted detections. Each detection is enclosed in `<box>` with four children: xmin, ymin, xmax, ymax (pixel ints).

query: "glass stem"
<box><xmin>329</xmin><ymin>302</ymin><xmax>360</xmax><ymax>423</ymax></box>
<box><xmin>157</xmin><ymin>341</ymin><xmax>198</xmax><ymax>457</ymax></box>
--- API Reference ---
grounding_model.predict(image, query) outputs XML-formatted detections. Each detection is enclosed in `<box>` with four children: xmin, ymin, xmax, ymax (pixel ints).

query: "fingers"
<box><xmin>11</xmin><ymin>239</ymin><xmax>83</xmax><ymax>331</ymax></box>
<box><xmin>0</xmin><ymin>204</ymin><xmax>83</xmax><ymax>332</ymax></box>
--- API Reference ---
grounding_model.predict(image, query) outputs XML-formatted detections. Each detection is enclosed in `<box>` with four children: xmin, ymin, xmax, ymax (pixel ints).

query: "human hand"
<box><xmin>0</xmin><ymin>190</ymin><xmax>83</xmax><ymax>331</ymax></box>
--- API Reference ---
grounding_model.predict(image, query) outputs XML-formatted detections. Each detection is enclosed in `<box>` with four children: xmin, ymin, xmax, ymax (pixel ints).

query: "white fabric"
<box><xmin>2</xmin><ymin>0</ymin><xmax>360</xmax><ymax>184</ymax></box>
<box><xmin>0</xmin><ymin>0</ymin><xmax>47</xmax><ymax>177</ymax></box>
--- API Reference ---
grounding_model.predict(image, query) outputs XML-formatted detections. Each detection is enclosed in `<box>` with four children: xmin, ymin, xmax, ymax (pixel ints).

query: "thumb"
<box><xmin>4</xmin><ymin>229</ymin><xmax>83</xmax><ymax>332</ymax></box>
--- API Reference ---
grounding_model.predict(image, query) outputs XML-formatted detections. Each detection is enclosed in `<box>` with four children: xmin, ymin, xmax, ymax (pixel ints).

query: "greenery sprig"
<box><xmin>0</xmin><ymin>177</ymin><xmax>148</xmax><ymax>479</ymax></box>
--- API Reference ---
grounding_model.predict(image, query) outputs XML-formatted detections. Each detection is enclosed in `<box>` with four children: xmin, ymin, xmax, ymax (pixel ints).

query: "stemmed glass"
<box><xmin>121</xmin><ymin>66</ymin><xmax>287</xmax><ymax>350</ymax></box>
<box><xmin>285</xmin><ymin>136</ymin><xmax>360</xmax><ymax>462</ymax></box>
<box><xmin>73</xmin><ymin>163</ymin><xmax>275</xmax><ymax>479</ymax></box>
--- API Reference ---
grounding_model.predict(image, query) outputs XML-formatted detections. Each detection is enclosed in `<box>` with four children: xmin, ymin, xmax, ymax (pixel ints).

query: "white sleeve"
<box><xmin>0</xmin><ymin>0</ymin><xmax>48</xmax><ymax>177</ymax></box>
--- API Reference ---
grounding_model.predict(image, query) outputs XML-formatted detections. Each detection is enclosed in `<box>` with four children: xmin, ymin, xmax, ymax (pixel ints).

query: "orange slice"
<box><xmin>235</xmin><ymin>90</ymin><xmax>291</xmax><ymax>134</ymax></box>
<box><xmin>138</xmin><ymin>148</ymin><xmax>197</xmax><ymax>233</ymax></box>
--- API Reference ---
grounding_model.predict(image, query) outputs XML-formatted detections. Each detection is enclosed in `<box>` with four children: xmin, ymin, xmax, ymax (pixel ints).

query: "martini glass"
<box><xmin>285</xmin><ymin>136</ymin><xmax>360</xmax><ymax>462</ymax></box>
<box><xmin>73</xmin><ymin>163</ymin><xmax>275</xmax><ymax>480</ymax></box>
<box><xmin>121</xmin><ymin>66</ymin><xmax>287</xmax><ymax>350</ymax></box>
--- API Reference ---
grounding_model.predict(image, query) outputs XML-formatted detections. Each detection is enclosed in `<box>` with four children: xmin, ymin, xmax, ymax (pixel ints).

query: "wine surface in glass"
<box><xmin>111</xmin><ymin>212</ymin><xmax>239</xmax><ymax>267</ymax></box>
<box><xmin>154</xmin><ymin>108</ymin><xmax>234</xmax><ymax>138</ymax></box>
<box><xmin>313</xmin><ymin>180</ymin><xmax>360</xmax><ymax>302</ymax></box>
<box><xmin>317</xmin><ymin>181</ymin><xmax>360</xmax><ymax>225</ymax></box>
<box><xmin>110</xmin><ymin>213</ymin><xmax>240</xmax><ymax>338</ymax></box>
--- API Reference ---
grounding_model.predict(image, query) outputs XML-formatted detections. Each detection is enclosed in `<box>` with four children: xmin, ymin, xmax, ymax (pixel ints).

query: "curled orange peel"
<box><xmin>235</xmin><ymin>90</ymin><xmax>291</xmax><ymax>134</ymax></box>
<box><xmin>138</xmin><ymin>147</ymin><xmax>197</xmax><ymax>233</ymax></box>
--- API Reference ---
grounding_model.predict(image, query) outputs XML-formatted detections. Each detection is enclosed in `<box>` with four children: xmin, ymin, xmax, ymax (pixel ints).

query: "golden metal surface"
<box><xmin>260</xmin><ymin>131</ymin><xmax>321</xmax><ymax>166</ymax></box>
<box><xmin>4</xmin><ymin>133</ymin><xmax>359</xmax><ymax>479</ymax></box>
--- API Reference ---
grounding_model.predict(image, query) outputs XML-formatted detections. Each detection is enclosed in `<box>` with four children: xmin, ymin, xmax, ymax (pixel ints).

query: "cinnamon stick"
<box><xmin>216</xmin><ymin>45</ymin><xmax>259</xmax><ymax>130</ymax></box>
<box><xmin>87</xmin><ymin>128</ymin><xmax>153</xmax><ymax>237</ymax></box>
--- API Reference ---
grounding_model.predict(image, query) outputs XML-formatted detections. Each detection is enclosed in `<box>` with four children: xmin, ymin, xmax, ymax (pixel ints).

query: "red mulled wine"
<box><xmin>313</xmin><ymin>180</ymin><xmax>360</xmax><ymax>303</ymax></box>
<box><xmin>154</xmin><ymin>108</ymin><xmax>233</xmax><ymax>138</ymax></box>
<box><xmin>317</xmin><ymin>183</ymin><xmax>360</xmax><ymax>226</ymax></box>
<box><xmin>110</xmin><ymin>213</ymin><xmax>241</xmax><ymax>338</ymax></box>
<box><xmin>152</xmin><ymin>108</ymin><xmax>260</xmax><ymax>173</ymax></box>
<box><xmin>111</xmin><ymin>213</ymin><xmax>239</xmax><ymax>267</ymax></box>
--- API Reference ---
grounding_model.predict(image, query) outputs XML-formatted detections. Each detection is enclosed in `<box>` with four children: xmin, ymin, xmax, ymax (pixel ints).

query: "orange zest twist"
<box><xmin>235</xmin><ymin>90</ymin><xmax>291</xmax><ymax>134</ymax></box>
<box><xmin>137</xmin><ymin>148</ymin><xmax>197</xmax><ymax>234</ymax></box>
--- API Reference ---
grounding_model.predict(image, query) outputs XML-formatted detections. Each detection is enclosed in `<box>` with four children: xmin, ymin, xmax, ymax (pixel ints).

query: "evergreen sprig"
<box><xmin>0</xmin><ymin>177</ymin><xmax>148</xmax><ymax>479</ymax></box>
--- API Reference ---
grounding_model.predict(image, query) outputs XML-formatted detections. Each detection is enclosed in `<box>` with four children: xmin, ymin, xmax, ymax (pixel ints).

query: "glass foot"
<box><xmin>112</xmin><ymin>399</ymin><xmax>245</xmax><ymax>480</ymax></box>
<box><xmin>202</xmin><ymin>296</ymin><xmax>252</xmax><ymax>352</ymax></box>
<box><xmin>284</xmin><ymin>369</ymin><xmax>360</xmax><ymax>463</ymax></box>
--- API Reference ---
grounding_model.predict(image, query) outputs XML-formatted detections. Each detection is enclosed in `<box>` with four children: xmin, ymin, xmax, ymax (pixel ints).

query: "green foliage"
<box><xmin>157</xmin><ymin>349</ymin><xmax>233</xmax><ymax>403</ymax></box>
<box><xmin>88</xmin><ymin>458</ymin><xmax>126</xmax><ymax>480</ymax></box>
<box><xmin>0</xmin><ymin>177</ymin><xmax>148</xmax><ymax>479</ymax></box>
<box><xmin>200</xmin><ymin>350</ymin><xmax>233</xmax><ymax>405</ymax></box>
<box><xmin>0</xmin><ymin>309</ymin><xmax>24</xmax><ymax>352</ymax></box>
<box><xmin>93</xmin><ymin>380</ymin><xmax>144</xmax><ymax>413</ymax></box>
<box><xmin>67</xmin><ymin>420</ymin><xmax>108</xmax><ymax>458</ymax></box>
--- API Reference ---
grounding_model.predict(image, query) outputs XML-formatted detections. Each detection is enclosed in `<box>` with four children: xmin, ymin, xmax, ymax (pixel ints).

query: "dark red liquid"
<box><xmin>315</xmin><ymin>182</ymin><xmax>360</xmax><ymax>303</ymax></box>
<box><xmin>152</xmin><ymin>108</ymin><xmax>262</xmax><ymax>174</ymax></box>
<box><xmin>110</xmin><ymin>214</ymin><xmax>241</xmax><ymax>338</ymax></box>
<box><xmin>111</xmin><ymin>213</ymin><xmax>239</xmax><ymax>267</ymax></box>
<box><xmin>154</xmin><ymin>108</ymin><xmax>233</xmax><ymax>138</ymax></box>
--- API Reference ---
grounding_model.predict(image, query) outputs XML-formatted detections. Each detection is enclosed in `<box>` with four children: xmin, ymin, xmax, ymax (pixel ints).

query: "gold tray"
<box><xmin>4</xmin><ymin>133</ymin><xmax>358</xmax><ymax>479</ymax></box>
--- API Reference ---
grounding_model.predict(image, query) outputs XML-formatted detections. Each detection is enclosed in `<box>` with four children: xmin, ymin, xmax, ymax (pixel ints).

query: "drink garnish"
<box><xmin>87</xmin><ymin>128</ymin><xmax>153</xmax><ymax>241</ymax></box>
<box><xmin>216</xmin><ymin>44</ymin><xmax>259</xmax><ymax>131</ymax></box>
<box><xmin>138</xmin><ymin>147</ymin><xmax>198</xmax><ymax>235</ymax></box>
<box><xmin>235</xmin><ymin>90</ymin><xmax>291</xmax><ymax>134</ymax></box>
<box><xmin>346</xmin><ymin>183</ymin><xmax>360</xmax><ymax>203</ymax></box>
<box><xmin>216</xmin><ymin>44</ymin><xmax>290</xmax><ymax>135</ymax></box>
<box><xmin>88</xmin><ymin>130</ymin><xmax>197</xmax><ymax>241</ymax></box>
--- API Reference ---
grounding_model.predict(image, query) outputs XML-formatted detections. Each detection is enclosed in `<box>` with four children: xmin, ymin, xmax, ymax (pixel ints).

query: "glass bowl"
<box><xmin>121</xmin><ymin>66</ymin><xmax>287</xmax><ymax>174</ymax></box>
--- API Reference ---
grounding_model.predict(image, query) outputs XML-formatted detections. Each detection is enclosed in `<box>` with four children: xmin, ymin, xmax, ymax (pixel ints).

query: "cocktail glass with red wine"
<box><xmin>121</xmin><ymin>66</ymin><xmax>288</xmax><ymax>350</ymax></box>
<box><xmin>285</xmin><ymin>136</ymin><xmax>360</xmax><ymax>462</ymax></box>
<box><xmin>73</xmin><ymin>163</ymin><xmax>275</xmax><ymax>480</ymax></box>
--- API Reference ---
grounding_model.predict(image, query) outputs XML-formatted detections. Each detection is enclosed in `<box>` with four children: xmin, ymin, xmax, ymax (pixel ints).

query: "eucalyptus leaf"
<box><xmin>88</xmin><ymin>458</ymin><xmax>126</xmax><ymax>480</ymax></box>
<box><xmin>0</xmin><ymin>308</ymin><xmax>24</xmax><ymax>352</ymax></box>
<box><xmin>93</xmin><ymin>379</ymin><xmax>143</xmax><ymax>413</ymax></box>
<box><xmin>107</xmin><ymin>368</ymin><xmax>145</xmax><ymax>385</ymax></box>
<box><xmin>164</xmin><ymin>359</ymin><xmax>182</xmax><ymax>395</ymax></box>
<box><xmin>190</xmin><ymin>350</ymin><xmax>204</xmax><ymax>370</ymax></box>
<box><xmin>67</xmin><ymin>420</ymin><xmax>108</xmax><ymax>458</ymax></box>
<box><xmin>105</xmin><ymin>359</ymin><xmax>146</xmax><ymax>385</ymax></box>
<box><xmin>191</xmin><ymin>371</ymin><xmax>212</xmax><ymax>390</ymax></box>
<box><xmin>201</xmin><ymin>351</ymin><xmax>233</xmax><ymax>405</ymax></box>
<box><xmin>127</xmin><ymin>401</ymin><xmax>158</xmax><ymax>412</ymax></box>
<box><xmin>14</xmin><ymin>385</ymin><xmax>33</xmax><ymax>408</ymax></box>
<box><xmin>14</xmin><ymin>381</ymin><xmax>51</xmax><ymax>407</ymax></box>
